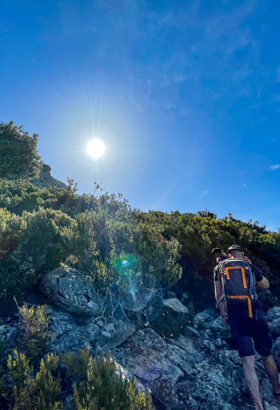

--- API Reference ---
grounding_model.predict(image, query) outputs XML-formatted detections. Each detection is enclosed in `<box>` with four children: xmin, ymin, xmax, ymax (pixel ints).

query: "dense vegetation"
<box><xmin>1</xmin><ymin>120</ymin><xmax>280</xmax><ymax>408</ymax></box>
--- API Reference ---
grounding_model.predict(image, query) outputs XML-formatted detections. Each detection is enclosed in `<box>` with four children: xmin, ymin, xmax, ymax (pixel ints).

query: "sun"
<box><xmin>86</xmin><ymin>139</ymin><xmax>105</xmax><ymax>158</ymax></box>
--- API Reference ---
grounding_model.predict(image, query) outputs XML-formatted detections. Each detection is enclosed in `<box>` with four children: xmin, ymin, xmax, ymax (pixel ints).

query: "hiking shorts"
<box><xmin>228</xmin><ymin>315</ymin><xmax>272</xmax><ymax>357</ymax></box>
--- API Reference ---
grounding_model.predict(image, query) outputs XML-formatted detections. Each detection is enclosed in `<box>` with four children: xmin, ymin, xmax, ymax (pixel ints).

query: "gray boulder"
<box><xmin>163</xmin><ymin>298</ymin><xmax>189</xmax><ymax>313</ymax></box>
<box><xmin>87</xmin><ymin>317</ymin><xmax>137</xmax><ymax>349</ymax></box>
<box><xmin>268</xmin><ymin>319</ymin><xmax>280</xmax><ymax>337</ymax></box>
<box><xmin>0</xmin><ymin>325</ymin><xmax>17</xmax><ymax>342</ymax></box>
<box><xmin>46</xmin><ymin>306</ymin><xmax>136</xmax><ymax>354</ymax></box>
<box><xmin>267</xmin><ymin>306</ymin><xmax>280</xmax><ymax>322</ymax></box>
<box><xmin>112</xmin><ymin>327</ymin><xmax>253</xmax><ymax>410</ymax></box>
<box><xmin>38</xmin><ymin>267</ymin><xmax>103</xmax><ymax>316</ymax></box>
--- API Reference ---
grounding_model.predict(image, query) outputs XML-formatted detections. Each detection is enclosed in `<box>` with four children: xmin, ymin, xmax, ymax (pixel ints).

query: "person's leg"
<box><xmin>253</xmin><ymin>319</ymin><xmax>278</xmax><ymax>395</ymax></box>
<box><xmin>262</xmin><ymin>355</ymin><xmax>280</xmax><ymax>394</ymax></box>
<box><xmin>241</xmin><ymin>356</ymin><xmax>263</xmax><ymax>410</ymax></box>
<box><xmin>229</xmin><ymin>319</ymin><xmax>263</xmax><ymax>410</ymax></box>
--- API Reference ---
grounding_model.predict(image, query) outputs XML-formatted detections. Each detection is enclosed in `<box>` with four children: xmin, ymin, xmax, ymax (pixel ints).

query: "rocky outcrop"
<box><xmin>30</xmin><ymin>167</ymin><xmax>67</xmax><ymax>190</ymax></box>
<box><xmin>15</xmin><ymin>271</ymin><xmax>280</xmax><ymax>409</ymax></box>
<box><xmin>111</xmin><ymin>327</ymin><xmax>246</xmax><ymax>410</ymax></box>
<box><xmin>46</xmin><ymin>305</ymin><xmax>136</xmax><ymax>355</ymax></box>
<box><xmin>163</xmin><ymin>298</ymin><xmax>189</xmax><ymax>313</ymax></box>
<box><xmin>38</xmin><ymin>267</ymin><xmax>103</xmax><ymax>316</ymax></box>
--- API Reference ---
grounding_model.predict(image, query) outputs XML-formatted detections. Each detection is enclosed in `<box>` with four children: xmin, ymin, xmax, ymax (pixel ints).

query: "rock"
<box><xmin>268</xmin><ymin>319</ymin><xmax>280</xmax><ymax>337</ymax></box>
<box><xmin>272</xmin><ymin>337</ymin><xmax>280</xmax><ymax>366</ymax></box>
<box><xmin>181</xmin><ymin>292</ymin><xmax>189</xmax><ymax>303</ymax></box>
<box><xmin>204</xmin><ymin>329</ymin><xmax>214</xmax><ymax>340</ymax></box>
<box><xmin>163</xmin><ymin>298</ymin><xmax>189</xmax><ymax>314</ymax></box>
<box><xmin>184</xmin><ymin>326</ymin><xmax>200</xmax><ymax>338</ymax></box>
<box><xmin>47</xmin><ymin>306</ymin><xmax>136</xmax><ymax>354</ymax></box>
<box><xmin>113</xmin><ymin>329</ymin><xmax>209</xmax><ymax>409</ymax></box>
<box><xmin>0</xmin><ymin>325</ymin><xmax>16</xmax><ymax>342</ymax></box>
<box><xmin>51</xmin><ymin>327</ymin><xmax>92</xmax><ymax>354</ymax></box>
<box><xmin>38</xmin><ymin>267</ymin><xmax>103</xmax><ymax>316</ymax></box>
<box><xmin>195</xmin><ymin>312</ymin><xmax>213</xmax><ymax>322</ymax></box>
<box><xmin>113</xmin><ymin>328</ymin><xmax>188</xmax><ymax>409</ymax></box>
<box><xmin>114</xmin><ymin>362</ymin><xmax>149</xmax><ymax>393</ymax></box>
<box><xmin>208</xmin><ymin>316</ymin><xmax>229</xmax><ymax>337</ymax></box>
<box><xmin>167</xmin><ymin>334</ymin><xmax>205</xmax><ymax>364</ymax></box>
<box><xmin>215</xmin><ymin>338</ymin><xmax>226</xmax><ymax>348</ymax></box>
<box><xmin>264</xmin><ymin>402</ymin><xmax>279</xmax><ymax>410</ymax></box>
<box><xmin>46</xmin><ymin>306</ymin><xmax>75</xmax><ymax>343</ymax></box>
<box><xmin>88</xmin><ymin>317</ymin><xmax>136</xmax><ymax>349</ymax></box>
<box><xmin>260</xmin><ymin>377</ymin><xmax>280</xmax><ymax>407</ymax></box>
<box><xmin>203</xmin><ymin>339</ymin><xmax>216</xmax><ymax>352</ymax></box>
<box><xmin>64</xmin><ymin>395</ymin><xmax>75</xmax><ymax>410</ymax></box>
<box><xmin>193</xmin><ymin>308</ymin><xmax>218</xmax><ymax>329</ymax></box>
<box><xmin>203</xmin><ymin>307</ymin><xmax>217</xmax><ymax>316</ymax></box>
<box><xmin>267</xmin><ymin>306</ymin><xmax>280</xmax><ymax>322</ymax></box>
<box><xmin>166</xmin><ymin>291</ymin><xmax>177</xmax><ymax>299</ymax></box>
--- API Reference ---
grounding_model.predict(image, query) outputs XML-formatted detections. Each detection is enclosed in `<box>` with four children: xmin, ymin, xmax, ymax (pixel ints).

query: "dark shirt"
<box><xmin>214</xmin><ymin>261</ymin><xmax>264</xmax><ymax>319</ymax></box>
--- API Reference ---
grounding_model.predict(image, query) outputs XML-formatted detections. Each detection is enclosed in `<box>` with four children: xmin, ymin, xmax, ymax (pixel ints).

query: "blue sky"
<box><xmin>1</xmin><ymin>0</ymin><xmax>280</xmax><ymax>230</ymax></box>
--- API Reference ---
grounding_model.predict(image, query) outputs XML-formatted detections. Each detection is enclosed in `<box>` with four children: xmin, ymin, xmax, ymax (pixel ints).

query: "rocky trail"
<box><xmin>2</xmin><ymin>267</ymin><xmax>280</xmax><ymax>410</ymax></box>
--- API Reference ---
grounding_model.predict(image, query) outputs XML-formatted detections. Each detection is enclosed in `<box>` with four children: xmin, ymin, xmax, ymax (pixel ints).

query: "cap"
<box><xmin>212</xmin><ymin>248</ymin><xmax>222</xmax><ymax>255</ymax></box>
<box><xmin>227</xmin><ymin>244</ymin><xmax>243</xmax><ymax>253</ymax></box>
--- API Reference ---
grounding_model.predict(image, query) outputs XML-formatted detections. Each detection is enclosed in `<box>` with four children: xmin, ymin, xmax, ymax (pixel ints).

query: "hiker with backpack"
<box><xmin>214</xmin><ymin>245</ymin><xmax>280</xmax><ymax>410</ymax></box>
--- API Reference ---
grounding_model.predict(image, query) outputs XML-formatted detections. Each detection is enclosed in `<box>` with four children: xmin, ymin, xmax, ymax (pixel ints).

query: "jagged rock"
<box><xmin>30</xmin><ymin>168</ymin><xmax>67</xmax><ymax>190</ymax></box>
<box><xmin>166</xmin><ymin>291</ymin><xmax>177</xmax><ymax>299</ymax></box>
<box><xmin>113</xmin><ymin>328</ymin><xmax>191</xmax><ymax>409</ymax></box>
<box><xmin>38</xmin><ymin>267</ymin><xmax>103</xmax><ymax>316</ymax></box>
<box><xmin>163</xmin><ymin>298</ymin><xmax>189</xmax><ymax>313</ymax></box>
<box><xmin>117</xmin><ymin>332</ymin><xmax>246</xmax><ymax>410</ymax></box>
<box><xmin>267</xmin><ymin>306</ymin><xmax>280</xmax><ymax>321</ymax></box>
<box><xmin>167</xmin><ymin>334</ymin><xmax>204</xmax><ymax>364</ymax></box>
<box><xmin>46</xmin><ymin>306</ymin><xmax>136</xmax><ymax>354</ymax></box>
<box><xmin>203</xmin><ymin>339</ymin><xmax>216</xmax><ymax>351</ymax></box>
<box><xmin>268</xmin><ymin>319</ymin><xmax>280</xmax><ymax>337</ymax></box>
<box><xmin>204</xmin><ymin>328</ymin><xmax>214</xmax><ymax>340</ymax></box>
<box><xmin>0</xmin><ymin>325</ymin><xmax>17</xmax><ymax>342</ymax></box>
<box><xmin>264</xmin><ymin>401</ymin><xmax>279</xmax><ymax>410</ymax></box>
<box><xmin>184</xmin><ymin>326</ymin><xmax>200</xmax><ymax>338</ymax></box>
<box><xmin>64</xmin><ymin>395</ymin><xmax>75</xmax><ymax>410</ymax></box>
<box><xmin>181</xmin><ymin>292</ymin><xmax>189</xmax><ymax>303</ymax></box>
<box><xmin>193</xmin><ymin>308</ymin><xmax>218</xmax><ymax>329</ymax></box>
<box><xmin>114</xmin><ymin>361</ymin><xmax>150</xmax><ymax>393</ymax></box>
<box><xmin>87</xmin><ymin>317</ymin><xmax>136</xmax><ymax>349</ymax></box>
<box><xmin>207</xmin><ymin>316</ymin><xmax>229</xmax><ymax>337</ymax></box>
<box><xmin>271</xmin><ymin>337</ymin><xmax>280</xmax><ymax>366</ymax></box>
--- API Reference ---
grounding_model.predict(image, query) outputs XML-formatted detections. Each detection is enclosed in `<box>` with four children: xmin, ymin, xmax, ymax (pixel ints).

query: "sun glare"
<box><xmin>86</xmin><ymin>139</ymin><xmax>105</xmax><ymax>158</ymax></box>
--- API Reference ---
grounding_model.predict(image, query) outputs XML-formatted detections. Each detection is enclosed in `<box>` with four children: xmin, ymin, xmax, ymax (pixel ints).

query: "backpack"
<box><xmin>218</xmin><ymin>258</ymin><xmax>258</xmax><ymax>318</ymax></box>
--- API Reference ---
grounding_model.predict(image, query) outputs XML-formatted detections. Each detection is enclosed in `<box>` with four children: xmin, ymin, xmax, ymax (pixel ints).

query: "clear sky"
<box><xmin>1</xmin><ymin>0</ymin><xmax>280</xmax><ymax>230</ymax></box>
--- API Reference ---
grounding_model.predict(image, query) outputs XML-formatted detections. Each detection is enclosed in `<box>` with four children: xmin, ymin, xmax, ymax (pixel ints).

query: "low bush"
<box><xmin>3</xmin><ymin>349</ymin><xmax>154</xmax><ymax>410</ymax></box>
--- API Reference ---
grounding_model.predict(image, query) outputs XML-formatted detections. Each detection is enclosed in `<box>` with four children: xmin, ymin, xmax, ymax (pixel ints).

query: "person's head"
<box><xmin>227</xmin><ymin>245</ymin><xmax>244</xmax><ymax>259</ymax></box>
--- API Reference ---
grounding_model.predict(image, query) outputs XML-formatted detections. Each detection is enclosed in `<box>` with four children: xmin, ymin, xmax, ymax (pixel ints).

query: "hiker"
<box><xmin>214</xmin><ymin>244</ymin><xmax>280</xmax><ymax>410</ymax></box>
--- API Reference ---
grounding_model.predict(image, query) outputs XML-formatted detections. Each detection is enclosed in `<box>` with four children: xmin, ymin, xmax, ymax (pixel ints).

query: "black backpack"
<box><xmin>218</xmin><ymin>258</ymin><xmax>258</xmax><ymax>318</ymax></box>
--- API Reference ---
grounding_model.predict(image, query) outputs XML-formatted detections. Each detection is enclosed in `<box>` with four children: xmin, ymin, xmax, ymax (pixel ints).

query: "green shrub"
<box><xmin>3</xmin><ymin>348</ymin><xmax>155</xmax><ymax>410</ymax></box>
<box><xmin>0</xmin><ymin>208</ymin><xmax>75</xmax><ymax>308</ymax></box>
<box><xmin>0</xmin><ymin>121</ymin><xmax>41</xmax><ymax>179</ymax></box>
<box><xmin>8</xmin><ymin>352</ymin><xmax>62</xmax><ymax>410</ymax></box>
<box><xmin>73</xmin><ymin>351</ymin><xmax>154</xmax><ymax>410</ymax></box>
<box><xmin>16</xmin><ymin>301</ymin><xmax>50</xmax><ymax>361</ymax></box>
<box><xmin>60</xmin><ymin>347</ymin><xmax>90</xmax><ymax>382</ymax></box>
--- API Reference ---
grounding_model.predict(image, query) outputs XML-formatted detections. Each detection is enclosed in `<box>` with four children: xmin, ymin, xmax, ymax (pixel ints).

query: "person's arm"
<box><xmin>250</xmin><ymin>263</ymin><xmax>270</xmax><ymax>289</ymax></box>
<box><xmin>214</xmin><ymin>280</ymin><xmax>227</xmax><ymax>317</ymax></box>
<box><xmin>257</xmin><ymin>276</ymin><xmax>270</xmax><ymax>289</ymax></box>
<box><xmin>214</xmin><ymin>266</ymin><xmax>230</xmax><ymax>328</ymax></box>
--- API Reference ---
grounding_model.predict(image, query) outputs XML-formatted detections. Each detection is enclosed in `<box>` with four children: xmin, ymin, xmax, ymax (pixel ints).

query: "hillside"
<box><xmin>1</xmin><ymin>121</ymin><xmax>280</xmax><ymax>410</ymax></box>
